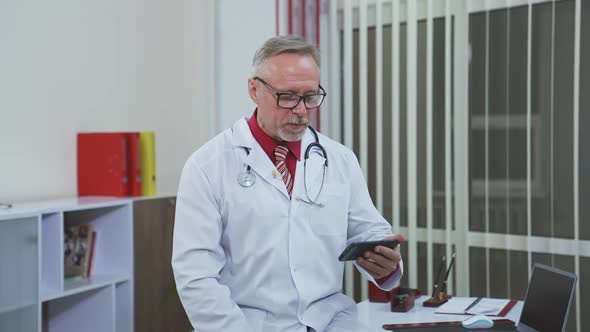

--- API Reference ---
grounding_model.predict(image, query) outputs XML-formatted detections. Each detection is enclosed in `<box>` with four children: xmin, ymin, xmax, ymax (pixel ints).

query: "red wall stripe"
<box><xmin>285</xmin><ymin>0</ymin><xmax>322</xmax><ymax>130</ymax></box>
<box><xmin>288</xmin><ymin>0</ymin><xmax>293</xmax><ymax>34</ymax></box>
<box><xmin>315</xmin><ymin>0</ymin><xmax>320</xmax><ymax>45</ymax></box>
<box><xmin>276</xmin><ymin>0</ymin><xmax>279</xmax><ymax>35</ymax></box>
<box><xmin>302</xmin><ymin>0</ymin><xmax>307</xmax><ymax>39</ymax></box>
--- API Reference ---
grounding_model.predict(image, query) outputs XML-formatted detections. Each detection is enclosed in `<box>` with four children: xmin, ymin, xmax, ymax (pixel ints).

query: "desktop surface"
<box><xmin>357</xmin><ymin>296</ymin><xmax>523</xmax><ymax>332</ymax></box>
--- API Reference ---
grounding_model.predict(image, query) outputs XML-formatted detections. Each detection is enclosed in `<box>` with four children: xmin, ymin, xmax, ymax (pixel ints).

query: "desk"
<box><xmin>357</xmin><ymin>296</ymin><xmax>523</xmax><ymax>331</ymax></box>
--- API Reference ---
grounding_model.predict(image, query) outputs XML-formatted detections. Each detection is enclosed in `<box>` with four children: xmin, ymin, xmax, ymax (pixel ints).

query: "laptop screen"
<box><xmin>518</xmin><ymin>264</ymin><xmax>577</xmax><ymax>332</ymax></box>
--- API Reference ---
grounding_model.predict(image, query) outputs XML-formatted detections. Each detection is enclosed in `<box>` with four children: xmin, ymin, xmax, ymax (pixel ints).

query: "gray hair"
<box><xmin>252</xmin><ymin>35</ymin><xmax>320</xmax><ymax>76</ymax></box>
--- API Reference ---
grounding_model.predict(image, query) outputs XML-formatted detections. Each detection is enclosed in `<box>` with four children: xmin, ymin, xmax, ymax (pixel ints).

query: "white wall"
<box><xmin>214</xmin><ymin>0</ymin><xmax>276</xmax><ymax>131</ymax></box>
<box><xmin>0</xmin><ymin>0</ymin><xmax>210</xmax><ymax>202</ymax></box>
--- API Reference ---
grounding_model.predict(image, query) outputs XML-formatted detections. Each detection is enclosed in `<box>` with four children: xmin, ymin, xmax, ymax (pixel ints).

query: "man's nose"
<box><xmin>291</xmin><ymin>100</ymin><xmax>307</xmax><ymax>115</ymax></box>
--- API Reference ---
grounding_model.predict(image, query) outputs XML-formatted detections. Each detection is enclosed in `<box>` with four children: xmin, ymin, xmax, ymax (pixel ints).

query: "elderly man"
<box><xmin>172</xmin><ymin>35</ymin><xmax>404</xmax><ymax>332</ymax></box>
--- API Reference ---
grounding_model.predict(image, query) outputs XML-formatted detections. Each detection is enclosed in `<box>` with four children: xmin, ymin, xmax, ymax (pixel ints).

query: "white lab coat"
<box><xmin>172</xmin><ymin>117</ymin><xmax>403</xmax><ymax>332</ymax></box>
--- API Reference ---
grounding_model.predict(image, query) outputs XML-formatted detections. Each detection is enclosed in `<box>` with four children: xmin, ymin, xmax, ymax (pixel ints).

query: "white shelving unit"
<box><xmin>0</xmin><ymin>197</ymin><xmax>134</xmax><ymax>332</ymax></box>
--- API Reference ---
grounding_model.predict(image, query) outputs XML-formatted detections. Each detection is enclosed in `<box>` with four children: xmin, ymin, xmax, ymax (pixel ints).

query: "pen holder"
<box><xmin>422</xmin><ymin>292</ymin><xmax>451</xmax><ymax>307</ymax></box>
<box><xmin>390</xmin><ymin>287</ymin><xmax>420</xmax><ymax>312</ymax></box>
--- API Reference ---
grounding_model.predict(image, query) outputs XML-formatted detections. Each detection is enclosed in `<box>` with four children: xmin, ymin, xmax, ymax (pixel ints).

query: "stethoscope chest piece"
<box><xmin>238</xmin><ymin>168</ymin><xmax>256</xmax><ymax>187</ymax></box>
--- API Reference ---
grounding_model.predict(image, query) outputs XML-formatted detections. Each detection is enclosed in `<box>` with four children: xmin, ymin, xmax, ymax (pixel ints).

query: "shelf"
<box><xmin>0</xmin><ymin>196</ymin><xmax>166</xmax><ymax>331</ymax></box>
<box><xmin>0</xmin><ymin>303</ymin><xmax>38</xmax><ymax>331</ymax></box>
<box><xmin>45</xmin><ymin>285</ymin><xmax>115</xmax><ymax>332</ymax></box>
<box><xmin>42</xmin><ymin>274</ymin><xmax>130</xmax><ymax>302</ymax></box>
<box><xmin>0</xmin><ymin>216</ymin><xmax>38</xmax><ymax>315</ymax></box>
<box><xmin>0</xmin><ymin>194</ymin><xmax>175</xmax><ymax>218</ymax></box>
<box><xmin>0</xmin><ymin>302</ymin><xmax>36</xmax><ymax>315</ymax></box>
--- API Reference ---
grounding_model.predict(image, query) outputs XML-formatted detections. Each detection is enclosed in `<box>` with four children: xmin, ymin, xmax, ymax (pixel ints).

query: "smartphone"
<box><xmin>338</xmin><ymin>239</ymin><xmax>400</xmax><ymax>261</ymax></box>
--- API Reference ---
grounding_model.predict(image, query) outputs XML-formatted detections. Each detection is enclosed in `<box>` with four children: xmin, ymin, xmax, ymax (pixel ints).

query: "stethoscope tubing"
<box><xmin>238</xmin><ymin>126</ymin><xmax>327</xmax><ymax>206</ymax></box>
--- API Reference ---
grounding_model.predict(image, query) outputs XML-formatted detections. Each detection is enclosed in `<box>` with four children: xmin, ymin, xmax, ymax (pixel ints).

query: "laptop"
<box><xmin>517</xmin><ymin>263</ymin><xmax>578</xmax><ymax>332</ymax></box>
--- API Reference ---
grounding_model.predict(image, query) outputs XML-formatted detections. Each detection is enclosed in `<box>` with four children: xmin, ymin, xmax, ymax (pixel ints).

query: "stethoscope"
<box><xmin>238</xmin><ymin>126</ymin><xmax>328</xmax><ymax>207</ymax></box>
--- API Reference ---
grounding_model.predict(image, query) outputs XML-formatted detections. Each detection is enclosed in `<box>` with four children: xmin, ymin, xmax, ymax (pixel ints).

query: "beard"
<box><xmin>278</xmin><ymin>117</ymin><xmax>309</xmax><ymax>141</ymax></box>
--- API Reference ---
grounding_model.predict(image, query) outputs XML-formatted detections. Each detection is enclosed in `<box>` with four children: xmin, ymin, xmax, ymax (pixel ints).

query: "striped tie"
<box><xmin>274</xmin><ymin>145</ymin><xmax>294</xmax><ymax>197</ymax></box>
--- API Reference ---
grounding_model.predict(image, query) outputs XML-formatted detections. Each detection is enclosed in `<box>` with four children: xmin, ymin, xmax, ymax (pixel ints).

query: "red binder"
<box><xmin>77</xmin><ymin>133</ymin><xmax>129</xmax><ymax>197</ymax></box>
<box><xmin>124</xmin><ymin>132</ymin><xmax>142</xmax><ymax>196</ymax></box>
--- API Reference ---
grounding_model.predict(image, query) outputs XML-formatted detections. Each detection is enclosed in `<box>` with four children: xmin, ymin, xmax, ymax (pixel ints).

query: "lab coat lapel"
<box><xmin>231</xmin><ymin>118</ymin><xmax>291</xmax><ymax>199</ymax></box>
<box><xmin>245</xmin><ymin>145</ymin><xmax>291</xmax><ymax>199</ymax></box>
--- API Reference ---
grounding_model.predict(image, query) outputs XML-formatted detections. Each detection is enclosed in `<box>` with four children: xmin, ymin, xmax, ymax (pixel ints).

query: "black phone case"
<box><xmin>338</xmin><ymin>239</ymin><xmax>399</xmax><ymax>261</ymax></box>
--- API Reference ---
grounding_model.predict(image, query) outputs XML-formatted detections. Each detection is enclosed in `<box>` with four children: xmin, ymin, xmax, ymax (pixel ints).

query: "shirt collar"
<box><xmin>247</xmin><ymin>109</ymin><xmax>302</xmax><ymax>161</ymax></box>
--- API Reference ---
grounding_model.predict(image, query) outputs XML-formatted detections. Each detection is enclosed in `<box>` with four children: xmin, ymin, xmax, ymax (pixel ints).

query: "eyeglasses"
<box><xmin>254</xmin><ymin>76</ymin><xmax>327</xmax><ymax>110</ymax></box>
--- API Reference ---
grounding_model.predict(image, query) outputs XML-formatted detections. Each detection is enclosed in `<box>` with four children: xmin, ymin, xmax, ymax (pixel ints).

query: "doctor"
<box><xmin>172</xmin><ymin>35</ymin><xmax>404</xmax><ymax>332</ymax></box>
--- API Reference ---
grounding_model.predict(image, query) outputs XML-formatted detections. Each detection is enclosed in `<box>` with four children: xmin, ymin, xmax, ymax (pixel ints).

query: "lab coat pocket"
<box><xmin>301</xmin><ymin>183</ymin><xmax>349</xmax><ymax>236</ymax></box>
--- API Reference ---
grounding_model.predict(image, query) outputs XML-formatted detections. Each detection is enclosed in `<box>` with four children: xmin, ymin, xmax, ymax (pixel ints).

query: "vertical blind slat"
<box><xmin>376</xmin><ymin>0</ymin><xmax>384</xmax><ymax>214</ymax></box>
<box><xmin>504</xmin><ymin>0</ymin><xmax>513</xmax><ymax>298</ymax></box>
<box><xmin>359</xmin><ymin>0</ymin><xmax>370</xmax><ymax>301</ymax></box>
<box><xmin>407</xmin><ymin>0</ymin><xmax>419</xmax><ymax>289</ymax></box>
<box><xmin>573</xmin><ymin>0</ymin><xmax>581</xmax><ymax>329</ymax></box>
<box><xmin>526</xmin><ymin>0</ymin><xmax>533</xmax><ymax>281</ymax></box>
<box><xmin>444</xmin><ymin>0</ymin><xmax>454</xmax><ymax>295</ymax></box>
<box><xmin>452</xmin><ymin>0</ymin><xmax>471</xmax><ymax>296</ymax></box>
<box><xmin>343</xmin><ymin>0</ymin><xmax>354</xmax><ymax>298</ymax></box>
<box><xmin>484</xmin><ymin>0</ymin><xmax>491</xmax><ymax>298</ymax></box>
<box><xmin>392</xmin><ymin>0</ymin><xmax>402</xmax><ymax>246</ymax></box>
<box><xmin>549</xmin><ymin>0</ymin><xmax>555</xmax><ymax>268</ymax></box>
<box><xmin>329</xmin><ymin>0</ymin><xmax>341</xmax><ymax>142</ymax></box>
<box><xmin>426</xmin><ymin>0</ymin><xmax>434</xmax><ymax>297</ymax></box>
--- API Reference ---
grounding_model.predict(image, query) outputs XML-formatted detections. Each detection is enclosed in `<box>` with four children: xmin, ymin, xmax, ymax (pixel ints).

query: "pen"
<box><xmin>464</xmin><ymin>297</ymin><xmax>483</xmax><ymax>313</ymax></box>
<box><xmin>440</xmin><ymin>252</ymin><xmax>456</xmax><ymax>295</ymax></box>
<box><xmin>432</xmin><ymin>256</ymin><xmax>446</xmax><ymax>298</ymax></box>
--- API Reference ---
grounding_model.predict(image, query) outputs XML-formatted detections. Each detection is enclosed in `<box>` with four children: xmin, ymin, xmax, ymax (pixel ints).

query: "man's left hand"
<box><xmin>355</xmin><ymin>234</ymin><xmax>404</xmax><ymax>280</ymax></box>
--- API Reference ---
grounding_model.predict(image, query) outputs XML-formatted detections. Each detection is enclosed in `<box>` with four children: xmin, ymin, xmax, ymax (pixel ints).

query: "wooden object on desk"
<box><xmin>423</xmin><ymin>292</ymin><xmax>451</xmax><ymax>307</ymax></box>
<box><xmin>382</xmin><ymin>318</ymin><xmax>517</xmax><ymax>331</ymax></box>
<box><xmin>134</xmin><ymin>196</ymin><xmax>192</xmax><ymax>332</ymax></box>
<box><xmin>391</xmin><ymin>287</ymin><xmax>421</xmax><ymax>312</ymax></box>
<box><xmin>424</xmin><ymin>253</ymin><xmax>455</xmax><ymax>307</ymax></box>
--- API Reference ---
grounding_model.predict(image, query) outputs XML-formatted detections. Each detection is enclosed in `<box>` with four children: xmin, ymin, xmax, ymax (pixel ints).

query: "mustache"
<box><xmin>286</xmin><ymin>118</ymin><xmax>309</xmax><ymax>126</ymax></box>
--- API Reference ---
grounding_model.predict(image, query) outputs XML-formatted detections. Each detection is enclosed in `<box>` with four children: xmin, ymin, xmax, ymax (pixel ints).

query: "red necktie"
<box><xmin>274</xmin><ymin>145</ymin><xmax>293</xmax><ymax>197</ymax></box>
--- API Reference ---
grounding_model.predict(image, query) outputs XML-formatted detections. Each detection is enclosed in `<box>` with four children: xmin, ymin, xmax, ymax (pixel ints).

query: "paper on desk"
<box><xmin>466</xmin><ymin>298</ymin><xmax>512</xmax><ymax>316</ymax></box>
<box><xmin>435</xmin><ymin>297</ymin><xmax>478</xmax><ymax>314</ymax></box>
<box><xmin>435</xmin><ymin>297</ymin><xmax>513</xmax><ymax>316</ymax></box>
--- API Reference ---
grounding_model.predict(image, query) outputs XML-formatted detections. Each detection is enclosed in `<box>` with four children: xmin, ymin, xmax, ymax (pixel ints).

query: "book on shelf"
<box><xmin>86</xmin><ymin>231</ymin><xmax>96</xmax><ymax>278</ymax></box>
<box><xmin>77</xmin><ymin>131</ymin><xmax>156</xmax><ymax>197</ymax></box>
<box><xmin>124</xmin><ymin>132</ymin><xmax>142</xmax><ymax>196</ymax></box>
<box><xmin>139</xmin><ymin>131</ymin><xmax>157</xmax><ymax>196</ymax></box>
<box><xmin>64</xmin><ymin>224</ymin><xmax>96</xmax><ymax>279</ymax></box>
<box><xmin>77</xmin><ymin>132</ymin><xmax>129</xmax><ymax>197</ymax></box>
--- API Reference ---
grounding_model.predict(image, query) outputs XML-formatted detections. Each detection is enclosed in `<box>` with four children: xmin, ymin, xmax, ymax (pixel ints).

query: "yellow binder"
<box><xmin>139</xmin><ymin>131</ymin><xmax>157</xmax><ymax>196</ymax></box>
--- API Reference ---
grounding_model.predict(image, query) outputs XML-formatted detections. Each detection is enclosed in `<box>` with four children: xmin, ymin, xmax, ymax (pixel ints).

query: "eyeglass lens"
<box><xmin>278</xmin><ymin>94</ymin><xmax>324</xmax><ymax>109</ymax></box>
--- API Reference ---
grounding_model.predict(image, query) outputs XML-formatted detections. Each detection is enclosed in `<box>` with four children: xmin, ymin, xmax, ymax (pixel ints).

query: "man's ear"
<box><xmin>248</xmin><ymin>78</ymin><xmax>258</xmax><ymax>104</ymax></box>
